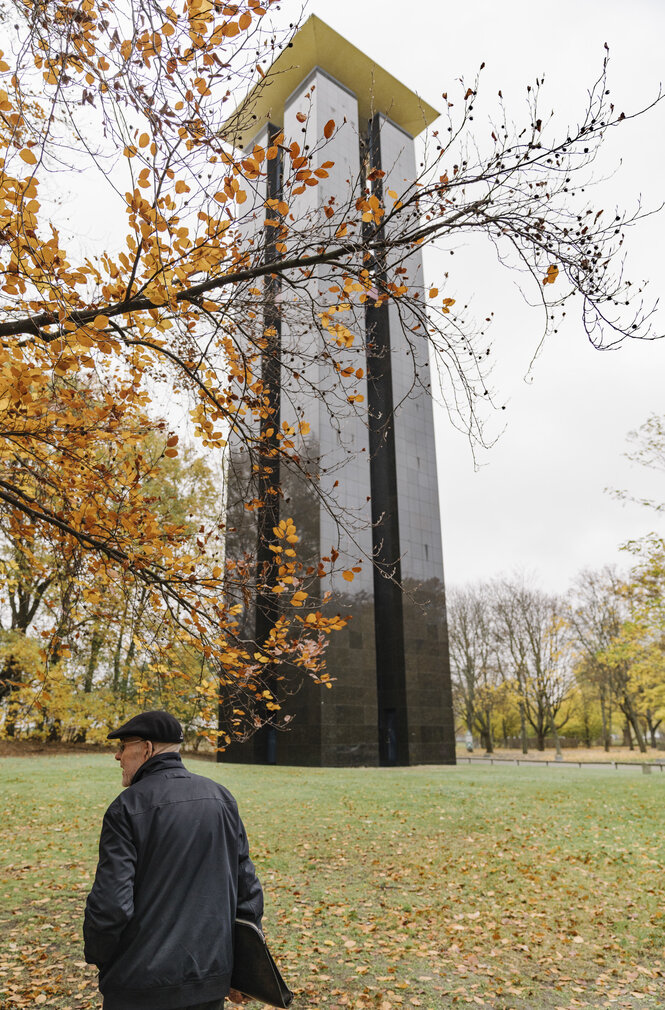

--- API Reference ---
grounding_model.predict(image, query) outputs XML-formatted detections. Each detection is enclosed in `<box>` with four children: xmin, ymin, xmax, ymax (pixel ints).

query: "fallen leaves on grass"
<box><xmin>1</xmin><ymin>758</ymin><xmax>665</xmax><ymax>1010</ymax></box>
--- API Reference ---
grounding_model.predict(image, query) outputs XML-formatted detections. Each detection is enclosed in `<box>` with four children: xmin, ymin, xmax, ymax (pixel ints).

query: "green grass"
<box><xmin>1</xmin><ymin>756</ymin><xmax>664</xmax><ymax>1009</ymax></box>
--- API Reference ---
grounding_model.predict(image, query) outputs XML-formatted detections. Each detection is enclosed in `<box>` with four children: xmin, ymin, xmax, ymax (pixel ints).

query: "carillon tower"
<box><xmin>223</xmin><ymin>16</ymin><xmax>456</xmax><ymax>766</ymax></box>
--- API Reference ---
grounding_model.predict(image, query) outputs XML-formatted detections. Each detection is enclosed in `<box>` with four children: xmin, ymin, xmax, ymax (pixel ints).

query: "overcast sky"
<box><xmin>300</xmin><ymin>0</ymin><xmax>665</xmax><ymax>593</ymax></box>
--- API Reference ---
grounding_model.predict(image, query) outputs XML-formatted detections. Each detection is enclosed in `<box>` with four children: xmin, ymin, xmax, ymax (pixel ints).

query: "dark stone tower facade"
<box><xmin>222</xmin><ymin>17</ymin><xmax>456</xmax><ymax>766</ymax></box>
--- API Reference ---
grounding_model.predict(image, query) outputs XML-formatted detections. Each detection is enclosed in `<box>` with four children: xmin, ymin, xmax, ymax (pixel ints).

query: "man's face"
<box><xmin>114</xmin><ymin>737</ymin><xmax>152</xmax><ymax>787</ymax></box>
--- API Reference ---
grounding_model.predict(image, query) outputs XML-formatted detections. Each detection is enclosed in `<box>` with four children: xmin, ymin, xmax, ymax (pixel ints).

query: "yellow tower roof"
<box><xmin>223</xmin><ymin>15</ymin><xmax>440</xmax><ymax>149</ymax></box>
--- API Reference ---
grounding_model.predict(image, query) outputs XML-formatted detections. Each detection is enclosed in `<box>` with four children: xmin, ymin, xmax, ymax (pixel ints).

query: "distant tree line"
<box><xmin>448</xmin><ymin>567</ymin><xmax>664</xmax><ymax>754</ymax></box>
<box><xmin>449</xmin><ymin>416</ymin><xmax>665</xmax><ymax>755</ymax></box>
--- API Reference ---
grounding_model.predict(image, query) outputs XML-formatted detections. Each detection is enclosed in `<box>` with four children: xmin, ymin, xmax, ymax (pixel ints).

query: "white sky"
<box><xmin>303</xmin><ymin>0</ymin><xmax>665</xmax><ymax>593</ymax></box>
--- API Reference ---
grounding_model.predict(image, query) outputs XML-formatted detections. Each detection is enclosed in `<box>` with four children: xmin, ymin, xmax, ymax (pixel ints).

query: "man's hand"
<box><xmin>228</xmin><ymin>988</ymin><xmax>250</xmax><ymax>1005</ymax></box>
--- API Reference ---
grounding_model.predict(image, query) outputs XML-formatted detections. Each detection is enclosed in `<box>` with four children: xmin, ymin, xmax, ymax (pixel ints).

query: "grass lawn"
<box><xmin>0</xmin><ymin>755</ymin><xmax>664</xmax><ymax>1010</ymax></box>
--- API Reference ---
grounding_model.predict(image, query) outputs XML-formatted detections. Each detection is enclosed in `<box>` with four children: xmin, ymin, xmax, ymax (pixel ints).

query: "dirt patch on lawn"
<box><xmin>0</xmin><ymin>738</ymin><xmax>111</xmax><ymax>757</ymax></box>
<box><xmin>0</xmin><ymin>738</ymin><xmax>216</xmax><ymax>760</ymax></box>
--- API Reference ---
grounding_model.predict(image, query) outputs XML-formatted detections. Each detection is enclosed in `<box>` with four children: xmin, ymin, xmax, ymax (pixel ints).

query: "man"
<box><xmin>84</xmin><ymin>710</ymin><xmax>262</xmax><ymax>1010</ymax></box>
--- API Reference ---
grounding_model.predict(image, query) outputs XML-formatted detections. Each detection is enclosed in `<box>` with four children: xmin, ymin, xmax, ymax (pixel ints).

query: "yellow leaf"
<box><xmin>19</xmin><ymin>149</ymin><xmax>37</xmax><ymax>165</ymax></box>
<box><xmin>429</xmin><ymin>288</ymin><xmax>439</xmax><ymax>298</ymax></box>
<box><xmin>139</xmin><ymin>132</ymin><xmax>150</xmax><ymax>148</ymax></box>
<box><xmin>342</xmin><ymin>570</ymin><xmax>354</xmax><ymax>582</ymax></box>
<box><xmin>93</xmin><ymin>314</ymin><xmax>109</xmax><ymax>329</ymax></box>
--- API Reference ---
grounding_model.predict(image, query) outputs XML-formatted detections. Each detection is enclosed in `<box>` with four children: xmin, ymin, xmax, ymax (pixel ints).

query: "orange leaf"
<box><xmin>324</xmin><ymin>119</ymin><xmax>335</xmax><ymax>139</ymax></box>
<box><xmin>19</xmin><ymin>149</ymin><xmax>37</xmax><ymax>166</ymax></box>
<box><xmin>342</xmin><ymin>570</ymin><xmax>354</xmax><ymax>582</ymax></box>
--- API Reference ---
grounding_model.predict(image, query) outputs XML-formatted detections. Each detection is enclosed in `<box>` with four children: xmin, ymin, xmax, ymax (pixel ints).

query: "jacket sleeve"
<box><xmin>83</xmin><ymin>799</ymin><xmax>137</xmax><ymax>968</ymax></box>
<box><xmin>236</xmin><ymin>819</ymin><xmax>263</xmax><ymax>929</ymax></box>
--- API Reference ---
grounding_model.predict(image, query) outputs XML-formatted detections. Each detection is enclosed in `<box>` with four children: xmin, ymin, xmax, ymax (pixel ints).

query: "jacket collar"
<box><xmin>131</xmin><ymin>751</ymin><xmax>184</xmax><ymax>786</ymax></box>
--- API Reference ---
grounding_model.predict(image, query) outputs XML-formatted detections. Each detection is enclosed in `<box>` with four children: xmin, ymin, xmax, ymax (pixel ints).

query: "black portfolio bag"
<box><xmin>231</xmin><ymin>918</ymin><xmax>294</xmax><ymax>1008</ymax></box>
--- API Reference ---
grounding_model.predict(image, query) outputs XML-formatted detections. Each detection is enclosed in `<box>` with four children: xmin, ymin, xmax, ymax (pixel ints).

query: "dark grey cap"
<box><xmin>107</xmin><ymin>710</ymin><xmax>184</xmax><ymax>743</ymax></box>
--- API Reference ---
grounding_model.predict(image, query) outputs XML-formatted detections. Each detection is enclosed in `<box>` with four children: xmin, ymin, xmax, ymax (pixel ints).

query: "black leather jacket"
<box><xmin>83</xmin><ymin>753</ymin><xmax>263</xmax><ymax>1010</ymax></box>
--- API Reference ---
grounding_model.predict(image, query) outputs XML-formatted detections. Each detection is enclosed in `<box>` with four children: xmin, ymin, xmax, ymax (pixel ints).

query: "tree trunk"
<box><xmin>646</xmin><ymin>710</ymin><xmax>662</xmax><ymax>749</ymax></box>
<box><xmin>600</xmin><ymin>689</ymin><xmax>610</xmax><ymax>751</ymax></box>
<box><xmin>619</xmin><ymin>695</ymin><xmax>647</xmax><ymax>753</ymax></box>
<box><xmin>623</xmin><ymin>720</ymin><xmax>633</xmax><ymax>749</ymax></box>
<box><xmin>626</xmin><ymin>708</ymin><xmax>647</xmax><ymax>754</ymax></box>
<box><xmin>121</xmin><ymin>589</ymin><xmax>148</xmax><ymax>700</ymax></box>
<box><xmin>465</xmin><ymin>701</ymin><xmax>475</xmax><ymax>751</ymax></box>
<box><xmin>519</xmin><ymin>700</ymin><xmax>528</xmax><ymax>754</ymax></box>
<box><xmin>1</xmin><ymin>654</ymin><xmax>24</xmax><ymax>737</ymax></box>
<box><xmin>547</xmin><ymin>702</ymin><xmax>563</xmax><ymax>760</ymax></box>
<box><xmin>111</xmin><ymin>605</ymin><xmax>127</xmax><ymax>695</ymax></box>
<box><xmin>84</xmin><ymin>628</ymin><xmax>103</xmax><ymax>694</ymax></box>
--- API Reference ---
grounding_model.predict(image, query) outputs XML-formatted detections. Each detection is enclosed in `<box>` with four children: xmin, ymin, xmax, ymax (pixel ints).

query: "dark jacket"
<box><xmin>83</xmin><ymin>753</ymin><xmax>263</xmax><ymax>1010</ymax></box>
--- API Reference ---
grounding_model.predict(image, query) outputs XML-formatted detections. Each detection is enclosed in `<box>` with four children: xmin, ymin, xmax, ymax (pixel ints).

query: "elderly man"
<box><xmin>84</xmin><ymin>710</ymin><xmax>262</xmax><ymax>1010</ymax></box>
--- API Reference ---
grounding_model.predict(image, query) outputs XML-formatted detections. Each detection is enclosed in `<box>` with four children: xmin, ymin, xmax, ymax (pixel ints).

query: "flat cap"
<box><xmin>107</xmin><ymin>710</ymin><xmax>184</xmax><ymax>743</ymax></box>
